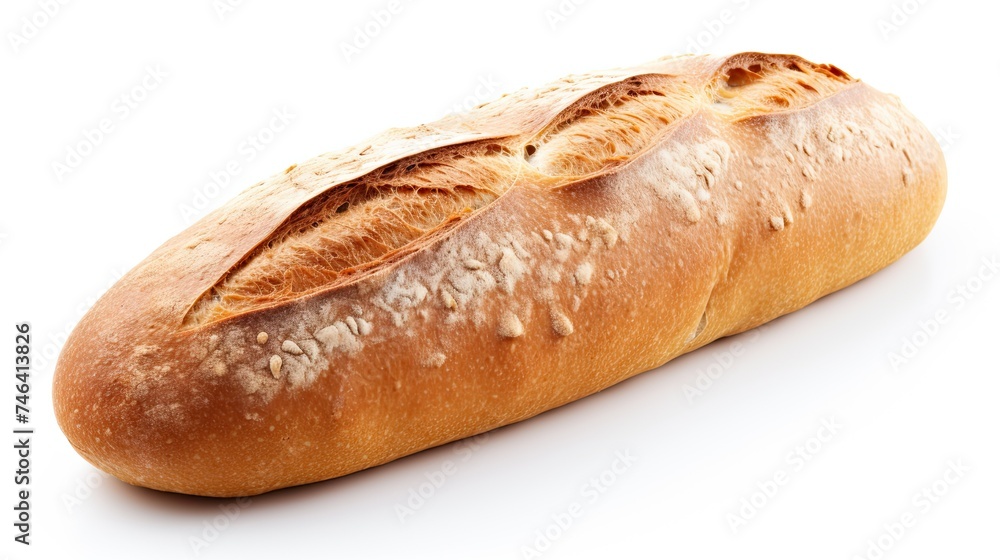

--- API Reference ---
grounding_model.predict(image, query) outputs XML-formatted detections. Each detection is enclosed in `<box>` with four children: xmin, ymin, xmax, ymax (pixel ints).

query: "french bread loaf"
<box><xmin>52</xmin><ymin>52</ymin><xmax>946</xmax><ymax>497</ymax></box>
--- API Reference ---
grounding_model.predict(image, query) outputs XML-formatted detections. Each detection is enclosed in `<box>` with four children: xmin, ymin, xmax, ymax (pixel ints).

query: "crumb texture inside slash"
<box><xmin>710</xmin><ymin>54</ymin><xmax>854</xmax><ymax>117</ymax></box>
<box><xmin>183</xmin><ymin>143</ymin><xmax>525</xmax><ymax>326</ymax></box>
<box><xmin>526</xmin><ymin>74</ymin><xmax>700</xmax><ymax>177</ymax></box>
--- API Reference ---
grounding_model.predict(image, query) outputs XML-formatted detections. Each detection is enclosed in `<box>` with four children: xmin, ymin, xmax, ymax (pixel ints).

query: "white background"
<box><xmin>2</xmin><ymin>0</ymin><xmax>998</xmax><ymax>558</ymax></box>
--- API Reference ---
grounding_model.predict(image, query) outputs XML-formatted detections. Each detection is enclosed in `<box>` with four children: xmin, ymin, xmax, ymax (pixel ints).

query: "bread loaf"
<box><xmin>52</xmin><ymin>52</ymin><xmax>946</xmax><ymax>497</ymax></box>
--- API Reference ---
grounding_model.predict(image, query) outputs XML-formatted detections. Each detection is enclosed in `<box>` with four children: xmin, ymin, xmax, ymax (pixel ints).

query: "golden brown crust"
<box><xmin>52</xmin><ymin>52</ymin><xmax>946</xmax><ymax>496</ymax></box>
